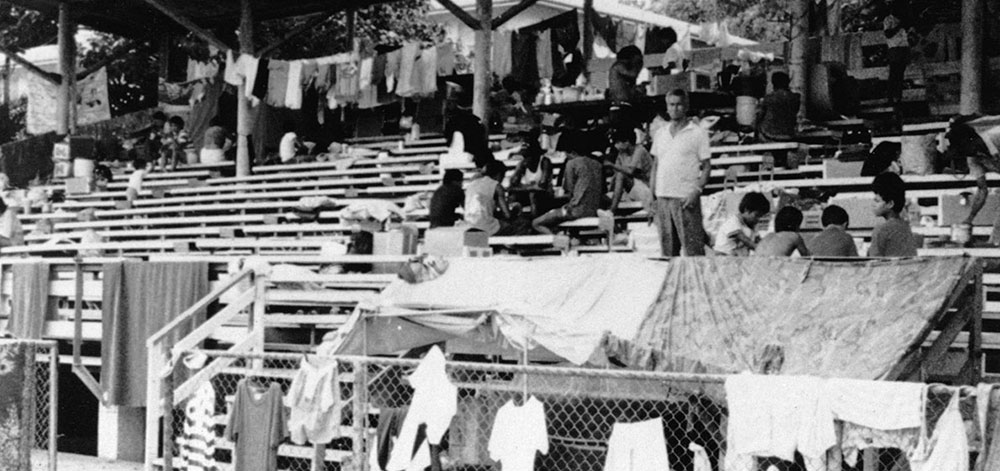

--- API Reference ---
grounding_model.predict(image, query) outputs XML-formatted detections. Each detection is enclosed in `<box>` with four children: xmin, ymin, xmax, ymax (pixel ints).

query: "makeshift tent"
<box><xmin>337</xmin><ymin>255</ymin><xmax>982</xmax><ymax>381</ymax></box>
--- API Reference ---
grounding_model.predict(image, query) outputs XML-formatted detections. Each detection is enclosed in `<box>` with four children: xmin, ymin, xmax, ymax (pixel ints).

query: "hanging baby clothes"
<box><xmin>267</xmin><ymin>60</ymin><xmax>290</xmax><ymax>107</ymax></box>
<box><xmin>225</xmin><ymin>51</ymin><xmax>241</xmax><ymax>86</ymax></box>
<box><xmin>395</xmin><ymin>42</ymin><xmax>420</xmax><ymax>98</ymax></box>
<box><xmin>224</xmin><ymin>380</ymin><xmax>287</xmax><ymax>471</ymax></box>
<box><xmin>385</xmin><ymin>48</ymin><xmax>402</xmax><ymax>93</ymax></box>
<box><xmin>385</xmin><ymin>346</ymin><xmax>458</xmax><ymax>471</ymax></box>
<box><xmin>536</xmin><ymin>31</ymin><xmax>553</xmax><ymax>80</ymax></box>
<box><xmin>359</xmin><ymin>58</ymin><xmax>374</xmax><ymax>91</ymax></box>
<box><xmin>437</xmin><ymin>43</ymin><xmax>456</xmax><ymax>76</ymax></box>
<box><xmin>825</xmin><ymin>378</ymin><xmax>926</xmax><ymax>466</ymax></box>
<box><xmin>604</xmin><ymin>418</ymin><xmax>669</xmax><ymax>471</ymax></box>
<box><xmin>285</xmin><ymin>60</ymin><xmax>304</xmax><ymax>110</ymax></box>
<box><xmin>412</xmin><ymin>45</ymin><xmax>437</xmax><ymax>96</ymax></box>
<box><xmin>493</xmin><ymin>30</ymin><xmax>513</xmax><ymax>78</ymax></box>
<box><xmin>489</xmin><ymin>396</ymin><xmax>548</xmax><ymax>471</ymax></box>
<box><xmin>724</xmin><ymin>374</ymin><xmax>836</xmax><ymax>471</ymax></box>
<box><xmin>179</xmin><ymin>382</ymin><xmax>218</xmax><ymax>471</ymax></box>
<box><xmin>285</xmin><ymin>358</ymin><xmax>340</xmax><ymax>445</ymax></box>
<box><xmin>911</xmin><ymin>391</ymin><xmax>968</xmax><ymax>471</ymax></box>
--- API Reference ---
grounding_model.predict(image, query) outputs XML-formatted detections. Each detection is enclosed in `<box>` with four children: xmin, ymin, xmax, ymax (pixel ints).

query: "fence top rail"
<box><xmin>184</xmin><ymin>348</ymin><xmax>729</xmax><ymax>383</ymax></box>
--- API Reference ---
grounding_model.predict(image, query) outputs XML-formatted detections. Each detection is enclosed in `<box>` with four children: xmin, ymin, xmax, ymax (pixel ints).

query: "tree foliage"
<box><xmin>622</xmin><ymin>0</ymin><xmax>791</xmax><ymax>43</ymax></box>
<box><xmin>0</xmin><ymin>2</ymin><xmax>56</xmax><ymax>52</ymax></box>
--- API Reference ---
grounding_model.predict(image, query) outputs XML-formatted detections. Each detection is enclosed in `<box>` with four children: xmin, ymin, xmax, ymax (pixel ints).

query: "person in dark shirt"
<box><xmin>756</xmin><ymin>71</ymin><xmax>800</xmax><ymax>168</ymax></box>
<box><xmin>444</xmin><ymin>85</ymin><xmax>493</xmax><ymax>170</ymax></box>
<box><xmin>532</xmin><ymin>130</ymin><xmax>604</xmax><ymax>234</ymax></box>
<box><xmin>607</xmin><ymin>45</ymin><xmax>645</xmax><ymax>131</ymax></box>
<box><xmin>429</xmin><ymin>170</ymin><xmax>465</xmax><ymax>228</ymax></box>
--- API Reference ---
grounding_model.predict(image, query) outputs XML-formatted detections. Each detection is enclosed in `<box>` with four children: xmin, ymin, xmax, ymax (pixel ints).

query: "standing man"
<box><xmin>649</xmin><ymin>89</ymin><xmax>711</xmax><ymax>256</ymax></box>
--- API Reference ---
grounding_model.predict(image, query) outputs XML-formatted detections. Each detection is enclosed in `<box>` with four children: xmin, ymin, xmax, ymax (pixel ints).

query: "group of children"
<box><xmin>716</xmin><ymin>172</ymin><xmax>917</xmax><ymax>257</ymax></box>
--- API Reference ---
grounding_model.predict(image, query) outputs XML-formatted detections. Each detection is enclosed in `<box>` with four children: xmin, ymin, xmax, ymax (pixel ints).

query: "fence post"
<box><xmin>352</xmin><ymin>359</ymin><xmax>369</xmax><ymax>471</ymax></box>
<box><xmin>48</xmin><ymin>343</ymin><xmax>59</xmax><ymax>471</ymax></box>
<box><xmin>162</xmin><ymin>362</ymin><xmax>176</xmax><ymax>471</ymax></box>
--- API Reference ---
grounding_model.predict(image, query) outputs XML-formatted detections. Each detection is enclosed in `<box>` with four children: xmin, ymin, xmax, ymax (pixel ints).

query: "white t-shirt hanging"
<box><xmin>386</xmin><ymin>346</ymin><xmax>458</xmax><ymax>471</ymax></box>
<box><xmin>489</xmin><ymin>396</ymin><xmax>548</xmax><ymax>471</ymax></box>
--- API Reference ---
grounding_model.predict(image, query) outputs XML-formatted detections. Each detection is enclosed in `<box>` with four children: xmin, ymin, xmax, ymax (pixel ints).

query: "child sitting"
<box><xmin>713</xmin><ymin>192</ymin><xmax>770</xmax><ymax>256</ymax></box>
<box><xmin>125</xmin><ymin>159</ymin><xmax>148</xmax><ymax>206</ymax></box>
<box><xmin>868</xmin><ymin>172</ymin><xmax>918</xmax><ymax>257</ymax></box>
<box><xmin>807</xmin><ymin>205</ymin><xmax>859</xmax><ymax>257</ymax></box>
<box><xmin>755</xmin><ymin>206</ymin><xmax>811</xmax><ymax>257</ymax></box>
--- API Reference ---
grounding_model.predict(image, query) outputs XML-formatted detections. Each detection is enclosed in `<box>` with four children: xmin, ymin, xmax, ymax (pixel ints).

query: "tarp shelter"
<box><xmin>337</xmin><ymin>255</ymin><xmax>982</xmax><ymax>382</ymax></box>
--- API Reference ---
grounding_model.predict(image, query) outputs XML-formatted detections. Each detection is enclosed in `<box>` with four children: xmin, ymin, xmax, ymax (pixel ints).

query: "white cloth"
<box><xmin>0</xmin><ymin>208</ymin><xmax>22</xmax><ymax>245</ymax></box>
<box><xmin>386</xmin><ymin>346</ymin><xmax>458</xmax><ymax>471</ymax></box>
<box><xmin>242</xmin><ymin>55</ymin><xmax>261</xmax><ymax>99</ymax></box>
<box><xmin>689</xmin><ymin>443</ymin><xmax>711</xmax><ymax>471</ymax></box>
<box><xmin>127</xmin><ymin>169</ymin><xmax>147</xmax><ymax>192</ymax></box>
<box><xmin>280</xmin><ymin>132</ymin><xmax>298</xmax><ymax>162</ymax></box>
<box><xmin>825</xmin><ymin>378</ymin><xmax>925</xmax><ymax>430</ymax></box>
<box><xmin>713</xmin><ymin>214</ymin><xmax>755</xmax><ymax>256</ymax></box>
<box><xmin>464</xmin><ymin>177</ymin><xmax>500</xmax><ymax>236</ymax></box>
<box><xmin>604</xmin><ymin>418</ymin><xmax>669</xmax><ymax>471</ymax></box>
<box><xmin>200</xmin><ymin>148</ymin><xmax>225</xmax><ymax>164</ymax></box>
<box><xmin>724</xmin><ymin>374</ymin><xmax>836</xmax><ymax>471</ymax></box>
<box><xmin>225</xmin><ymin>50</ymin><xmax>241</xmax><ymax>86</ymax></box>
<box><xmin>650</xmin><ymin>120</ymin><xmax>710</xmax><ymax>198</ymax></box>
<box><xmin>285</xmin><ymin>60</ymin><xmax>304</xmax><ymax>110</ymax></box>
<box><xmin>359</xmin><ymin>57</ymin><xmax>373</xmax><ymax>91</ymax></box>
<box><xmin>911</xmin><ymin>392</ymin><xmax>967</xmax><ymax>471</ymax></box>
<box><xmin>489</xmin><ymin>396</ymin><xmax>548</xmax><ymax>471</ymax></box>
<box><xmin>285</xmin><ymin>358</ymin><xmax>340</xmax><ymax>445</ymax></box>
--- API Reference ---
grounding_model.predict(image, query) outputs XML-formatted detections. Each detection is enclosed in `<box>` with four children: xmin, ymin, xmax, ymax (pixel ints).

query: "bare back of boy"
<box><xmin>754</xmin><ymin>232</ymin><xmax>809</xmax><ymax>257</ymax></box>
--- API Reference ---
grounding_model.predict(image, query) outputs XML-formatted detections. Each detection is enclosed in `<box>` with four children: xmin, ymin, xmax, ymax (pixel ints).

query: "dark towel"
<box><xmin>8</xmin><ymin>263</ymin><xmax>52</xmax><ymax>339</ymax></box>
<box><xmin>100</xmin><ymin>261</ymin><xmax>209</xmax><ymax>407</ymax></box>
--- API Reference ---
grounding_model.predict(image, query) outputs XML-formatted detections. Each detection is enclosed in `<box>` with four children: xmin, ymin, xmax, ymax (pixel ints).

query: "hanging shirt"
<box><xmin>225</xmin><ymin>51</ymin><xmax>241</xmax><ymax>86</ymax></box>
<box><xmin>285</xmin><ymin>358</ymin><xmax>340</xmax><ymax>445</ymax></box>
<box><xmin>285</xmin><ymin>60</ymin><xmax>304</xmax><ymax>110</ymax></box>
<box><xmin>224</xmin><ymin>380</ymin><xmax>287</xmax><ymax>471</ymax></box>
<box><xmin>179</xmin><ymin>382</ymin><xmax>218</xmax><ymax>471</ymax></box>
<box><xmin>386</xmin><ymin>346</ymin><xmax>458</xmax><ymax>471</ymax></box>
<box><xmin>267</xmin><ymin>60</ymin><xmax>290</xmax><ymax>108</ymax></box>
<box><xmin>536</xmin><ymin>31</ymin><xmax>554</xmax><ymax>80</ymax></box>
<box><xmin>724</xmin><ymin>374</ymin><xmax>836</xmax><ymax>471</ymax></box>
<box><xmin>417</xmin><ymin>46</ymin><xmax>438</xmax><ymax>95</ymax></box>
<box><xmin>385</xmin><ymin>49</ymin><xmax>402</xmax><ymax>93</ymax></box>
<box><xmin>604</xmin><ymin>418</ymin><xmax>669</xmax><ymax>471</ymax></box>
<box><xmin>493</xmin><ymin>30</ymin><xmax>513</xmax><ymax>78</ymax></box>
<box><xmin>251</xmin><ymin>58</ymin><xmax>269</xmax><ymax>102</ymax></box>
<box><xmin>488</xmin><ymin>396</ymin><xmax>548</xmax><ymax>471</ymax></box>
<box><xmin>396</xmin><ymin>42</ymin><xmax>419</xmax><ymax>97</ymax></box>
<box><xmin>437</xmin><ymin>43</ymin><xmax>456</xmax><ymax>76</ymax></box>
<box><xmin>359</xmin><ymin>58</ymin><xmax>374</xmax><ymax>91</ymax></box>
<box><xmin>242</xmin><ymin>55</ymin><xmax>261</xmax><ymax>99</ymax></box>
<box><xmin>911</xmin><ymin>392</ymin><xmax>968</xmax><ymax>471</ymax></box>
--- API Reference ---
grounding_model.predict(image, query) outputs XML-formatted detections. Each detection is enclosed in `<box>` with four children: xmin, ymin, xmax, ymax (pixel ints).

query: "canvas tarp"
<box><xmin>352</xmin><ymin>256</ymin><xmax>974</xmax><ymax>379</ymax></box>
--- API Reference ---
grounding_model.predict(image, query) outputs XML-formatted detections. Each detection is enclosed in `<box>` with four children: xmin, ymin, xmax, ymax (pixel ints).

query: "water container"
<box><xmin>951</xmin><ymin>223</ymin><xmax>972</xmax><ymax>245</ymax></box>
<box><xmin>73</xmin><ymin>158</ymin><xmax>95</xmax><ymax>178</ymax></box>
<box><xmin>736</xmin><ymin>96</ymin><xmax>758</xmax><ymax>127</ymax></box>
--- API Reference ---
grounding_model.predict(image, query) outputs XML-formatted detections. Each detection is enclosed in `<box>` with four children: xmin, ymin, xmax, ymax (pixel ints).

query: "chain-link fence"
<box><xmin>159</xmin><ymin>350</ymin><xmax>981</xmax><ymax>471</ymax></box>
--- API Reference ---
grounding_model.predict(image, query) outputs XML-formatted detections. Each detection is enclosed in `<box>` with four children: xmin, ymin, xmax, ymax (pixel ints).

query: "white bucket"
<box><xmin>73</xmin><ymin>158</ymin><xmax>95</xmax><ymax>178</ymax></box>
<box><xmin>736</xmin><ymin>96</ymin><xmax>759</xmax><ymax>127</ymax></box>
<box><xmin>951</xmin><ymin>223</ymin><xmax>972</xmax><ymax>245</ymax></box>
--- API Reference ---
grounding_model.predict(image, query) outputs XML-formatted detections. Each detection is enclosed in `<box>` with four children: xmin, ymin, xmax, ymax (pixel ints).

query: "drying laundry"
<box><xmin>826</xmin><ymin>378</ymin><xmax>925</xmax><ymax>430</ymax></box>
<box><xmin>178</xmin><ymin>382</ymin><xmax>218</xmax><ymax>471</ymax></box>
<box><xmin>224</xmin><ymin>380</ymin><xmax>287</xmax><ymax>471</ymax></box>
<box><xmin>911</xmin><ymin>392</ymin><xmax>967</xmax><ymax>471</ymax></box>
<box><xmin>489</xmin><ymin>396</ymin><xmax>548</xmax><ymax>471</ymax></box>
<box><xmin>285</xmin><ymin>357</ymin><xmax>341</xmax><ymax>445</ymax></box>
<box><xmin>385</xmin><ymin>346</ymin><xmax>457</xmax><ymax>471</ymax></box>
<box><xmin>604</xmin><ymin>418</ymin><xmax>669</xmax><ymax>471</ymax></box>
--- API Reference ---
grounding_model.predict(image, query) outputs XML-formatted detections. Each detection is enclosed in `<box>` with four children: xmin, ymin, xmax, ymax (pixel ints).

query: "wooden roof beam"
<box><xmin>139</xmin><ymin>0</ymin><xmax>233</xmax><ymax>52</ymax></box>
<box><xmin>0</xmin><ymin>44</ymin><xmax>60</xmax><ymax>85</ymax></box>
<box><xmin>437</xmin><ymin>0</ymin><xmax>480</xmax><ymax>30</ymax></box>
<box><xmin>491</xmin><ymin>0</ymin><xmax>537</xmax><ymax>29</ymax></box>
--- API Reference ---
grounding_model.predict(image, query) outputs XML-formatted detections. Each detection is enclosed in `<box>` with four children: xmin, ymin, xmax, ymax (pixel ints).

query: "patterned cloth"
<box><xmin>178</xmin><ymin>382</ymin><xmax>218</xmax><ymax>471</ymax></box>
<box><xmin>0</xmin><ymin>341</ymin><xmax>29</xmax><ymax>471</ymax></box>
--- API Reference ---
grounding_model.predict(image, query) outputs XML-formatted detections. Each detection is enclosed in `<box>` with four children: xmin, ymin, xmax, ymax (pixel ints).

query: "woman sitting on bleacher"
<box><xmin>465</xmin><ymin>161</ymin><xmax>530</xmax><ymax>236</ymax></box>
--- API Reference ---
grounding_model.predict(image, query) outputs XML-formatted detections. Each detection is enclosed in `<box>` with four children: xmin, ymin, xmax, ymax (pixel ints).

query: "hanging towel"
<box><xmin>8</xmin><ymin>262</ymin><xmax>52</xmax><ymax>340</ymax></box>
<box><xmin>385</xmin><ymin>48</ymin><xmax>402</xmax><ymax>93</ymax></box>
<box><xmin>415</xmin><ymin>45</ymin><xmax>438</xmax><ymax>95</ymax></box>
<box><xmin>267</xmin><ymin>60</ymin><xmax>290</xmax><ymax>107</ymax></box>
<box><xmin>493</xmin><ymin>30</ymin><xmax>513</xmax><ymax>78</ymax></box>
<box><xmin>100</xmin><ymin>261</ymin><xmax>210</xmax><ymax>407</ymax></box>
<box><xmin>285</xmin><ymin>60</ymin><xmax>304</xmax><ymax>109</ymax></box>
<box><xmin>396</xmin><ymin>42</ymin><xmax>419</xmax><ymax>97</ymax></box>
<box><xmin>536</xmin><ymin>31</ymin><xmax>553</xmax><ymax>80</ymax></box>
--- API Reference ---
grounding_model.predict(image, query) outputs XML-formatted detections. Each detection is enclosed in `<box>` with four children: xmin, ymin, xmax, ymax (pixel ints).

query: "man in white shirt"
<box><xmin>649</xmin><ymin>89</ymin><xmax>711</xmax><ymax>256</ymax></box>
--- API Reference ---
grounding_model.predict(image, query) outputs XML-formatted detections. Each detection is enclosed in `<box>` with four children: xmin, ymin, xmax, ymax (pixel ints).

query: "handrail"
<box><xmin>146</xmin><ymin>267</ymin><xmax>253</xmax><ymax>349</ymax></box>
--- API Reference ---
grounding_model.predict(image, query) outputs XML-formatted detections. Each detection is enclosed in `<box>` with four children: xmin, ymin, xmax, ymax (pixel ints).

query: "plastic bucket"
<box><xmin>736</xmin><ymin>96</ymin><xmax>758</xmax><ymax>127</ymax></box>
<box><xmin>951</xmin><ymin>223</ymin><xmax>972</xmax><ymax>245</ymax></box>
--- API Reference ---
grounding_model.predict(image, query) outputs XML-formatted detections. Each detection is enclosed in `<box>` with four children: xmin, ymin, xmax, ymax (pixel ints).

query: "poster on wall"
<box><xmin>26</xmin><ymin>66</ymin><xmax>112</xmax><ymax>135</ymax></box>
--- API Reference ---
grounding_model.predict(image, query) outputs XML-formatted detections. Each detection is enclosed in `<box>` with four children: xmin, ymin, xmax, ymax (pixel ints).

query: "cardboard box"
<box><xmin>374</xmin><ymin>224</ymin><xmax>419</xmax><ymax>256</ymax></box>
<box><xmin>65</xmin><ymin>177</ymin><xmax>92</xmax><ymax>195</ymax></box>
<box><xmin>823</xmin><ymin>160</ymin><xmax>864</xmax><ymax>179</ymax></box>
<box><xmin>53</xmin><ymin>160</ymin><xmax>72</xmax><ymax>178</ymax></box>
<box><xmin>52</xmin><ymin>143</ymin><xmax>71</xmax><ymax>161</ymax></box>
<box><xmin>423</xmin><ymin>226</ymin><xmax>489</xmax><ymax>257</ymax></box>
